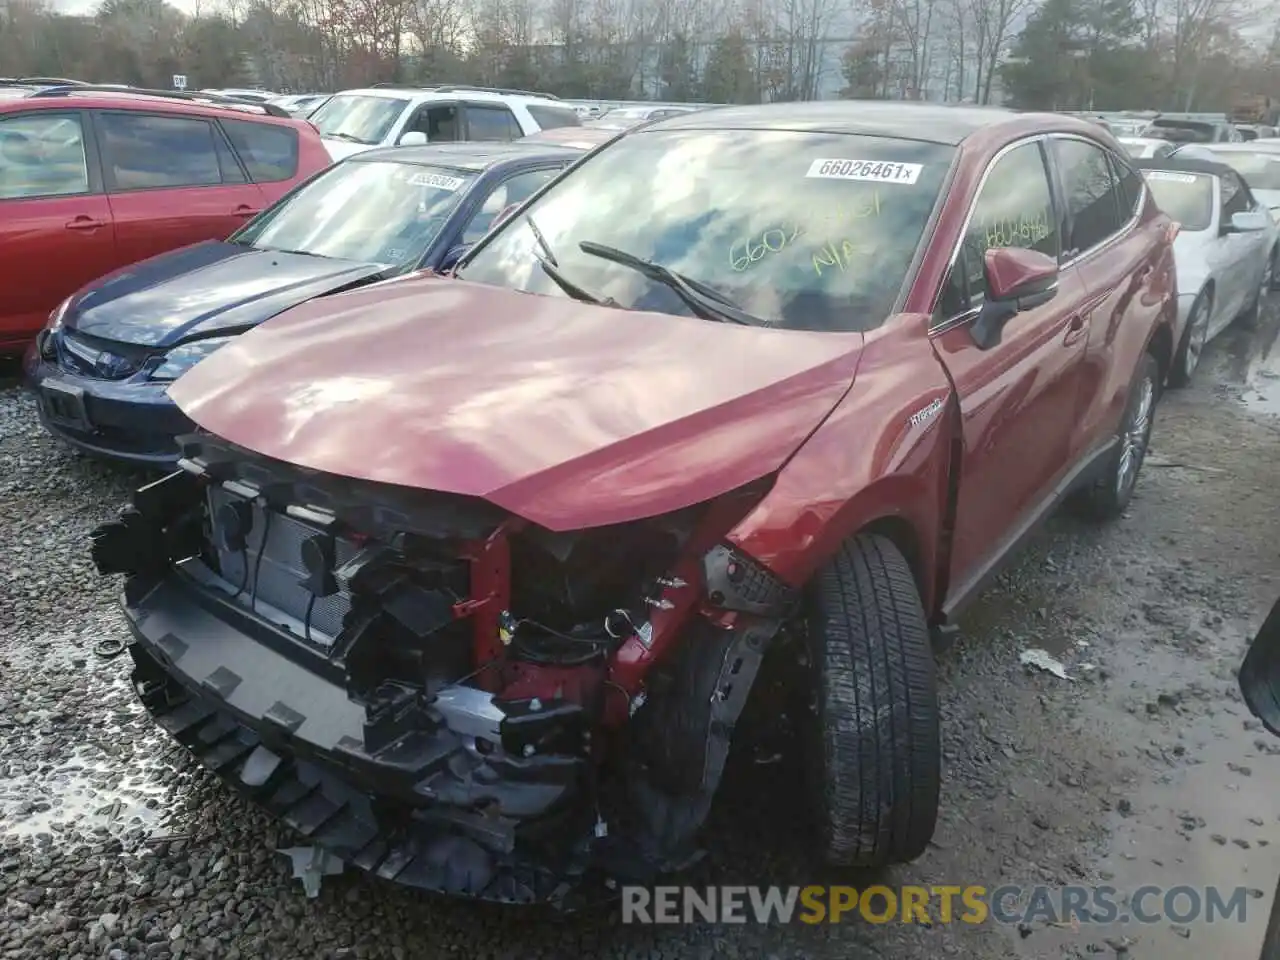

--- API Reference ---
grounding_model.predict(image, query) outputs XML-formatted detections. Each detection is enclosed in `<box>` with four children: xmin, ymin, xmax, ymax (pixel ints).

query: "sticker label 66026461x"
<box><xmin>408</xmin><ymin>171</ymin><xmax>466</xmax><ymax>191</ymax></box>
<box><xmin>806</xmin><ymin>158</ymin><xmax>923</xmax><ymax>184</ymax></box>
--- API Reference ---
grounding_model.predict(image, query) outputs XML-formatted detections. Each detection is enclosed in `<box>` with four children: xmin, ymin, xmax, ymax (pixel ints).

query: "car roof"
<box><xmin>518</xmin><ymin>126</ymin><xmax>614</xmax><ymax>148</ymax></box>
<box><xmin>0</xmin><ymin>88</ymin><xmax>301</xmax><ymax>124</ymax></box>
<box><xmin>645</xmin><ymin>100</ymin><xmax>1034</xmax><ymax>145</ymax></box>
<box><xmin>1149</xmin><ymin>117</ymin><xmax>1218</xmax><ymax>127</ymax></box>
<box><xmin>351</xmin><ymin>141</ymin><xmax>585</xmax><ymax>170</ymax></box>
<box><xmin>1191</xmin><ymin>141</ymin><xmax>1280</xmax><ymax>153</ymax></box>
<box><xmin>1135</xmin><ymin>156</ymin><xmax>1234</xmax><ymax>177</ymax></box>
<box><xmin>334</xmin><ymin>87</ymin><xmax>561</xmax><ymax>107</ymax></box>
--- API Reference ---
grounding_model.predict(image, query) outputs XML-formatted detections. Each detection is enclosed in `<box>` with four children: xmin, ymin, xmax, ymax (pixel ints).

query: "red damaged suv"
<box><xmin>0</xmin><ymin>86</ymin><xmax>331</xmax><ymax>354</ymax></box>
<box><xmin>91</xmin><ymin>102</ymin><xmax>1177</xmax><ymax>905</ymax></box>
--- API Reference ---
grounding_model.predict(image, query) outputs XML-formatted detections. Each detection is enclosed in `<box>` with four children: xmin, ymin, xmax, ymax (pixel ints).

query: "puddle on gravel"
<box><xmin>0</xmin><ymin>750</ymin><xmax>172</xmax><ymax>842</ymax></box>
<box><xmin>1221</xmin><ymin>302</ymin><xmax>1280</xmax><ymax>417</ymax></box>
<box><xmin>1003</xmin><ymin>625</ymin><xmax>1280</xmax><ymax>959</ymax></box>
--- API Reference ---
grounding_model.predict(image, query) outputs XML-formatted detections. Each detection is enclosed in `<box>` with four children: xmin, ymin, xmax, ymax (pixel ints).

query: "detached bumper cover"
<box><xmin>121</xmin><ymin>573</ymin><xmax>606</xmax><ymax>906</ymax></box>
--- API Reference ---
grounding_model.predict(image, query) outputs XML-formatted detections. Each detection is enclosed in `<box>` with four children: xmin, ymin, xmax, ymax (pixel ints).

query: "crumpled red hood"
<box><xmin>168</xmin><ymin>276</ymin><xmax>863</xmax><ymax>530</ymax></box>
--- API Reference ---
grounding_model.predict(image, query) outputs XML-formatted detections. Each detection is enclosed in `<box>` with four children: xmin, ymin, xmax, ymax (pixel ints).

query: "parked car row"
<box><xmin>1133</xmin><ymin>140</ymin><xmax>1280</xmax><ymax>383</ymax></box>
<box><xmin>64</xmin><ymin>101</ymin><xmax>1193</xmax><ymax>909</ymax></box>
<box><xmin>25</xmin><ymin>135</ymin><xmax>609</xmax><ymax>461</ymax></box>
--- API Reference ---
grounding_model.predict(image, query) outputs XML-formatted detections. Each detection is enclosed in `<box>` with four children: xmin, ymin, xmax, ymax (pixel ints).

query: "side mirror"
<box><xmin>1240</xmin><ymin>598</ymin><xmax>1280</xmax><ymax>737</ymax></box>
<box><xmin>969</xmin><ymin>247</ymin><xmax>1060</xmax><ymax>350</ymax></box>
<box><xmin>439</xmin><ymin>243</ymin><xmax>471</xmax><ymax>272</ymax></box>
<box><xmin>398</xmin><ymin>131</ymin><xmax>428</xmax><ymax>146</ymax></box>
<box><xmin>1226</xmin><ymin>210</ymin><xmax>1270</xmax><ymax>233</ymax></box>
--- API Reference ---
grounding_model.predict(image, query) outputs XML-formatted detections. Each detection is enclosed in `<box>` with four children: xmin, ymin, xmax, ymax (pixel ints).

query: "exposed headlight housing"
<box><xmin>149</xmin><ymin>337</ymin><xmax>233</xmax><ymax>382</ymax></box>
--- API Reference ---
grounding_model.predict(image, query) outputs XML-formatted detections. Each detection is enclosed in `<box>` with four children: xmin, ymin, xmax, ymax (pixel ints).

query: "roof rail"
<box><xmin>434</xmin><ymin>84</ymin><xmax>561</xmax><ymax>100</ymax></box>
<box><xmin>28</xmin><ymin>85</ymin><xmax>293</xmax><ymax>118</ymax></box>
<box><xmin>369</xmin><ymin>82</ymin><xmax>441</xmax><ymax>90</ymax></box>
<box><xmin>20</xmin><ymin>76</ymin><xmax>87</xmax><ymax>86</ymax></box>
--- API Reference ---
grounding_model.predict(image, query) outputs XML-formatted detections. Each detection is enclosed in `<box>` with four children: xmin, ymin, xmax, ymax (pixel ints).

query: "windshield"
<box><xmin>231</xmin><ymin>159</ymin><xmax>475</xmax><ymax>264</ymax></box>
<box><xmin>1142</xmin><ymin>170</ymin><xmax>1214</xmax><ymax>231</ymax></box>
<box><xmin>309</xmin><ymin>94</ymin><xmax>408</xmax><ymax>144</ymax></box>
<box><xmin>1202</xmin><ymin>150</ymin><xmax>1280</xmax><ymax>191</ymax></box>
<box><xmin>456</xmin><ymin>129</ymin><xmax>953</xmax><ymax>331</ymax></box>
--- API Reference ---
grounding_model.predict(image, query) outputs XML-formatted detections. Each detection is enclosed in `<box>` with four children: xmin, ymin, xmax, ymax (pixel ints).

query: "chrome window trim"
<box><xmin>929</xmin><ymin>130</ymin><xmax>1147</xmax><ymax>336</ymax></box>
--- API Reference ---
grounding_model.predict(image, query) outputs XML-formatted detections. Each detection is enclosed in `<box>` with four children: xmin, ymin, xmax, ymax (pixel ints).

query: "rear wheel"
<box><xmin>1078</xmin><ymin>351</ymin><xmax>1159</xmax><ymax>522</ymax></box>
<box><xmin>803</xmin><ymin>535</ymin><xmax>940</xmax><ymax>868</ymax></box>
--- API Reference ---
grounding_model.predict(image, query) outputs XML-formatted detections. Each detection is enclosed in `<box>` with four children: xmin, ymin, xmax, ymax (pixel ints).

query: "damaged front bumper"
<box><xmin>122</xmin><ymin>573</ymin><xmax>607</xmax><ymax>906</ymax></box>
<box><xmin>93</xmin><ymin>438</ymin><xmax>797</xmax><ymax>907</ymax></box>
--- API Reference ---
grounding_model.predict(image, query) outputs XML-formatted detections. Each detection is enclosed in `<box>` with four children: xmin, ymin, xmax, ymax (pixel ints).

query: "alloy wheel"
<box><xmin>1116</xmin><ymin>373</ymin><xmax>1155</xmax><ymax>499</ymax></box>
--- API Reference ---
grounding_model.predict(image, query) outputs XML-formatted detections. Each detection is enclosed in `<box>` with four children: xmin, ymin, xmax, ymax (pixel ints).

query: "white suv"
<box><xmin>308</xmin><ymin>85</ymin><xmax>583</xmax><ymax>160</ymax></box>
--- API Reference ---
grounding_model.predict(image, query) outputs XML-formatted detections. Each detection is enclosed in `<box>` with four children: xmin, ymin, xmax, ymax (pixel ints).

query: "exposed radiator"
<box><xmin>206</xmin><ymin>487</ymin><xmax>358</xmax><ymax>644</ymax></box>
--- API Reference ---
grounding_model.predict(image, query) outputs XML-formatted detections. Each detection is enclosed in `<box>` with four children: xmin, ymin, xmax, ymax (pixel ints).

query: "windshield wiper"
<box><xmin>577</xmin><ymin>241</ymin><xmax>766</xmax><ymax>326</ymax></box>
<box><xmin>525</xmin><ymin>213</ymin><xmax>557</xmax><ymax>266</ymax></box>
<box><xmin>324</xmin><ymin>131</ymin><xmax>369</xmax><ymax>144</ymax></box>
<box><xmin>536</xmin><ymin>255</ymin><xmax>613</xmax><ymax>306</ymax></box>
<box><xmin>523</xmin><ymin>213</ymin><xmax>613</xmax><ymax>306</ymax></box>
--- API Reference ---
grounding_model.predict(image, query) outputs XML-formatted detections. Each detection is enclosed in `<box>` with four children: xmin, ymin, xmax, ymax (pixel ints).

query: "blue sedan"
<box><xmin>25</xmin><ymin>141</ymin><xmax>587</xmax><ymax>465</ymax></box>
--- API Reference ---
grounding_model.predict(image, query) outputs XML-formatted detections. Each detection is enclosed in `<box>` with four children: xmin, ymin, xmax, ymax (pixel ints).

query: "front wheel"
<box><xmin>1169</xmin><ymin>291</ymin><xmax>1210</xmax><ymax>388</ymax></box>
<box><xmin>1078</xmin><ymin>351</ymin><xmax>1159</xmax><ymax>522</ymax></box>
<box><xmin>803</xmin><ymin>535</ymin><xmax>940</xmax><ymax>868</ymax></box>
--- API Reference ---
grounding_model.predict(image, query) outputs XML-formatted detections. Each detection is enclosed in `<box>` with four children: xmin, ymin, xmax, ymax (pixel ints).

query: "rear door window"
<box><xmin>1052</xmin><ymin>138</ymin><xmax>1125</xmax><ymax>257</ymax></box>
<box><xmin>96</xmin><ymin>112</ymin><xmax>224</xmax><ymax>190</ymax></box>
<box><xmin>219</xmin><ymin>118</ymin><xmax>299</xmax><ymax>182</ymax></box>
<box><xmin>0</xmin><ymin>112</ymin><xmax>91</xmax><ymax>199</ymax></box>
<box><xmin>465</xmin><ymin>104</ymin><xmax>522</xmax><ymax>141</ymax></box>
<box><xmin>1111</xmin><ymin>152</ymin><xmax>1144</xmax><ymax>219</ymax></box>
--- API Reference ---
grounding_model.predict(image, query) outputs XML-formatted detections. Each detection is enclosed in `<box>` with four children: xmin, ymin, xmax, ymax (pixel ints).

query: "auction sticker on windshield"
<box><xmin>1143</xmin><ymin>171</ymin><xmax>1199</xmax><ymax>183</ymax></box>
<box><xmin>806</xmin><ymin>159</ymin><xmax>923</xmax><ymax>184</ymax></box>
<box><xmin>408</xmin><ymin>171</ymin><xmax>466</xmax><ymax>191</ymax></box>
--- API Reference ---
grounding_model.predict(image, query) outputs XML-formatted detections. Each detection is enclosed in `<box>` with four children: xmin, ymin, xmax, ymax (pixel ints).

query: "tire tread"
<box><xmin>809</xmin><ymin>534</ymin><xmax>940</xmax><ymax>867</ymax></box>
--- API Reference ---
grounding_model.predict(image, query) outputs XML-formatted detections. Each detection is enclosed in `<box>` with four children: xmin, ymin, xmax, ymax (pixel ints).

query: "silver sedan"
<box><xmin>1139</xmin><ymin>156</ymin><xmax>1278</xmax><ymax>385</ymax></box>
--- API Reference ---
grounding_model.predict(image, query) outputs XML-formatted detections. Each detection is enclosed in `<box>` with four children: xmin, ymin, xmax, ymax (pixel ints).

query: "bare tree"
<box><xmin>967</xmin><ymin>0</ymin><xmax>1032</xmax><ymax>103</ymax></box>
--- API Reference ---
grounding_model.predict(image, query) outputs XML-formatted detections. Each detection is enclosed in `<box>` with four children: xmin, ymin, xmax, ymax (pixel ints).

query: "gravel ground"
<box><xmin>1</xmin><ymin>306</ymin><xmax>1279</xmax><ymax>960</ymax></box>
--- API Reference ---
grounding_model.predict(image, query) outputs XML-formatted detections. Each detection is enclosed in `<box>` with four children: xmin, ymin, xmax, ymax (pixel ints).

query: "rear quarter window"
<box><xmin>220</xmin><ymin>118</ymin><xmax>299</xmax><ymax>182</ymax></box>
<box><xmin>526</xmin><ymin>105</ymin><xmax>581</xmax><ymax>130</ymax></box>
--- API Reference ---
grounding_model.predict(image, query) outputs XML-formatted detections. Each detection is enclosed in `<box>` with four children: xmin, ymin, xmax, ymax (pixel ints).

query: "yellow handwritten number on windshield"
<box><xmin>730</xmin><ymin>224</ymin><xmax>802</xmax><ymax>272</ymax></box>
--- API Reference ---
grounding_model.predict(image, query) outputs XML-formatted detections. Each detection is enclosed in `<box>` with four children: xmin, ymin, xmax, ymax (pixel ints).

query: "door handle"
<box><xmin>65</xmin><ymin>216</ymin><xmax>105</xmax><ymax>231</ymax></box>
<box><xmin>1063</xmin><ymin>314</ymin><xmax>1087</xmax><ymax>346</ymax></box>
<box><xmin>231</xmin><ymin>205</ymin><xmax>261</xmax><ymax>218</ymax></box>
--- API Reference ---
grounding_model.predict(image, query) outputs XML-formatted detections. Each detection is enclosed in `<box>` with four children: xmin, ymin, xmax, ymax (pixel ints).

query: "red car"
<box><xmin>0</xmin><ymin>86</ymin><xmax>331</xmax><ymax>354</ymax></box>
<box><xmin>92</xmin><ymin>102</ymin><xmax>1176</xmax><ymax>905</ymax></box>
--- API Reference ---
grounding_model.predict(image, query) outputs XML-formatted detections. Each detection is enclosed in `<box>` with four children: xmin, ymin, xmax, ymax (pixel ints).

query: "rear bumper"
<box><xmin>25</xmin><ymin>357</ymin><xmax>192</xmax><ymax>465</ymax></box>
<box><xmin>119</xmin><ymin>572</ymin><xmax>605</xmax><ymax>906</ymax></box>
